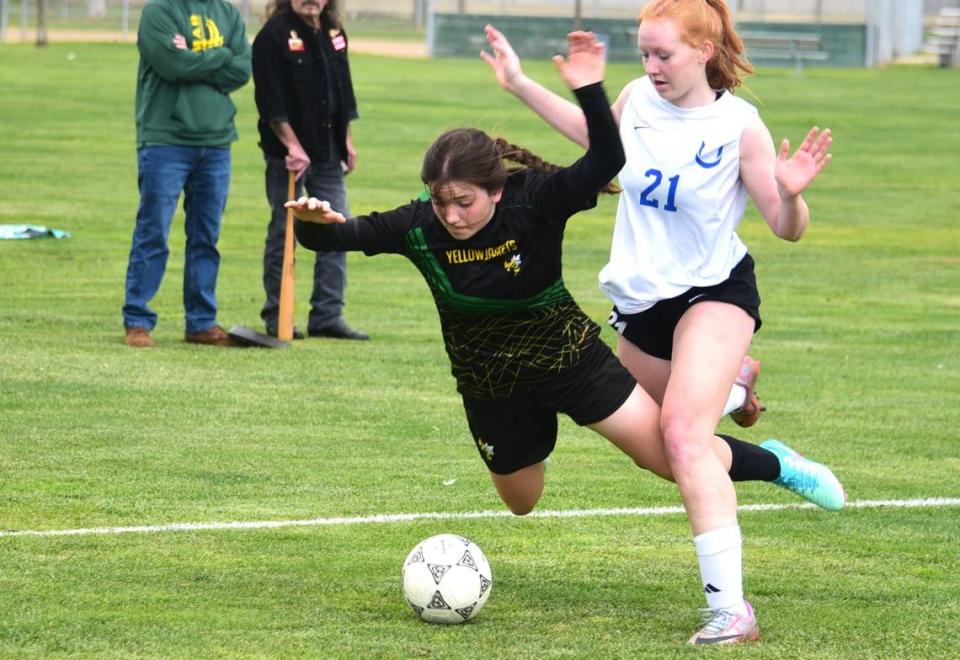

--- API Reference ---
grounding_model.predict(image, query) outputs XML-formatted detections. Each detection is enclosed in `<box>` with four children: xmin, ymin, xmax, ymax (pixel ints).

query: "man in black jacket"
<box><xmin>252</xmin><ymin>0</ymin><xmax>368</xmax><ymax>340</ymax></box>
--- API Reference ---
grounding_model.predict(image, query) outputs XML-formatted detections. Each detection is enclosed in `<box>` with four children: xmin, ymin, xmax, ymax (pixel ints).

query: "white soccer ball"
<box><xmin>402</xmin><ymin>533</ymin><xmax>493</xmax><ymax>624</ymax></box>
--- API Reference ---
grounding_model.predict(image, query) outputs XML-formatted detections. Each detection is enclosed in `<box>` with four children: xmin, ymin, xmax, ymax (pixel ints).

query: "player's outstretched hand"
<box><xmin>553</xmin><ymin>31</ymin><xmax>605</xmax><ymax>90</ymax></box>
<box><xmin>480</xmin><ymin>24</ymin><xmax>526</xmax><ymax>92</ymax></box>
<box><xmin>775</xmin><ymin>127</ymin><xmax>832</xmax><ymax>199</ymax></box>
<box><xmin>284</xmin><ymin>197</ymin><xmax>347</xmax><ymax>224</ymax></box>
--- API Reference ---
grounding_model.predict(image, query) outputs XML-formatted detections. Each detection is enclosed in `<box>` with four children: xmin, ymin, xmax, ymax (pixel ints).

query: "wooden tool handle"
<box><xmin>277</xmin><ymin>170</ymin><xmax>296</xmax><ymax>342</ymax></box>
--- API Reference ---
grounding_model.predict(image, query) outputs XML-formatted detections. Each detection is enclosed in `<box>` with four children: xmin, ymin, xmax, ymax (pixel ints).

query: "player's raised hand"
<box><xmin>553</xmin><ymin>31</ymin><xmax>606</xmax><ymax>90</ymax></box>
<box><xmin>775</xmin><ymin>127</ymin><xmax>833</xmax><ymax>199</ymax></box>
<box><xmin>284</xmin><ymin>197</ymin><xmax>346</xmax><ymax>224</ymax></box>
<box><xmin>480</xmin><ymin>24</ymin><xmax>526</xmax><ymax>91</ymax></box>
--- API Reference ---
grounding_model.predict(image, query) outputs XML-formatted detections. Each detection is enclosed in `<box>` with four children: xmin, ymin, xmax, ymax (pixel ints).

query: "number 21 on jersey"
<box><xmin>639</xmin><ymin>168</ymin><xmax>680</xmax><ymax>213</ymax></box>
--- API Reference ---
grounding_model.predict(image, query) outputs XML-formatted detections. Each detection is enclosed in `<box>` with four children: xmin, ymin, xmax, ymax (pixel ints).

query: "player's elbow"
<box><xmin>775</xmin><ymin>225</ymin><xmax>806</xmax><ymax>242</ymax></box>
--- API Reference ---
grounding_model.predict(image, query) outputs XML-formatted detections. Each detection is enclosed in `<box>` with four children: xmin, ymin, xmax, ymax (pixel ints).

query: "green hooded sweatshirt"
<box><xmin>135</xmin><ymin>0</ymin><xmax>251</xmax><ymax>146</ymax></box>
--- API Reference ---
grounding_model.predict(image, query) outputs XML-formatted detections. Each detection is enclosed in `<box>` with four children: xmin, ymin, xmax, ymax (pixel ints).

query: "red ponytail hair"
<box><xmin>638</xmin><ymin>0</ymin><xmax>754</xmax><ymax>91</ymax></box>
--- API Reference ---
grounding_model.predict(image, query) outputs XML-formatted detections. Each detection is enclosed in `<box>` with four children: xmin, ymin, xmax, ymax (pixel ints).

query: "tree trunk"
<box><xmin>36</xmin><ymin>0</ymin><xmax>48</xmax><ymax>46</ymax></box>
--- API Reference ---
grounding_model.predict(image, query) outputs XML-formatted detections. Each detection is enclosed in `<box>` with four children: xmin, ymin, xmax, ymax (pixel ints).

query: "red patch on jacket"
<box><xmin>288</xmin><ymin>30</ymin><xmax>304</xmax><ymax>52</ymax></box>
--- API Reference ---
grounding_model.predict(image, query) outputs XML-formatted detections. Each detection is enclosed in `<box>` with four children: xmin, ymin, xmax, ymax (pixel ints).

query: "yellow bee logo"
<box><xmin>504</xmin><ymin>254</ymin><xmax>522</xmax><ymax>276</ymax></box>
<box><xmin>476</xmin><ymin>437</ymin><xmax>495</xmax><ymax>461</ymax></box>
<box><xmin>190</xmin><ymin>15</ymin><xmax>224</xmax><ymax>51</ymax></box>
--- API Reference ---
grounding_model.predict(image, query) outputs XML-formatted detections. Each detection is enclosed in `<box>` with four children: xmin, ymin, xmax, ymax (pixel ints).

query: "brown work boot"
<box><xmin>124</xmin><ymin>327</ymin><xmax>155</xmax><ymax>348</ymax></box>
<box><xmin>729</xmin><ymin>356</ymin><xmax>765</xmax><ymax>427</ymax></box>
<box><xmin>184</xmin><ymin>325</ymin><xmax>240</xmax><ymax>347</ymax></box>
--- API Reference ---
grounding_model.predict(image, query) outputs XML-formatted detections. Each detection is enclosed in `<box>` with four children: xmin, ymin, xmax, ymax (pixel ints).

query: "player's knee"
<box><xmin>660</xmin><ymin>414</ymin><xmax>709</xmax><ymax>467</ymax></box>
<box><xmin>491</xmin><ymin>463</ymin><xmax>544</xmax><ymax>515</ymax></box>
<box><xmin>503</xmin><ymin>497</ymin><xmax>537</xmax><ymax>516</ymax></box>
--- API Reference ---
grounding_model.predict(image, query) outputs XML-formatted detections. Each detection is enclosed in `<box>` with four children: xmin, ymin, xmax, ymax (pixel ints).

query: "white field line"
<box><xmin>1</xmin><ymin>497</ymin><xmax>958</xmax><ymax>539</ymax></box>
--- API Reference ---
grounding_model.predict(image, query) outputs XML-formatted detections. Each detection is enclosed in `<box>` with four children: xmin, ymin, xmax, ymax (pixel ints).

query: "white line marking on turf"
<box><xmin>1</xmin><ymin>497</ymin><xmax>958</xmax><ymax>539</ymax></box>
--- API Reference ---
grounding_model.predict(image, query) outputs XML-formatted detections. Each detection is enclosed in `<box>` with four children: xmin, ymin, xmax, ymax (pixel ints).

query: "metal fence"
<box><xmin>345</xmin><ymin>0</ymin><xmax>946</xmax><ymax>23</ymax></box>
<box><xmin>0</xmin><ymin>0</ymin><xmax>936</xmax><ymax>59</ymax></box>
<box><xmin>0</xmin><ymin>0</ymin><xmax>257</xmax><ymax>42</ymax></box>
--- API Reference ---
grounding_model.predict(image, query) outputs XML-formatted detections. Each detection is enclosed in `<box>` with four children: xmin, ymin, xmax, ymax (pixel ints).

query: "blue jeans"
<box><xmin>261</xmin><ymin>157</ymin><xmax>348</xmax><ymax>330</ymax></box>
<box><xmin>123</xmin><ymin>145</ymin><xmax>231</xmax><ymax>334</ymax></box>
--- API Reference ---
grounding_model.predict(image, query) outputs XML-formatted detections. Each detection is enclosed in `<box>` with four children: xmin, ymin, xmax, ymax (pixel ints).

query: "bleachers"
<box><xmin>739</xmin><ymin>30</ymin><xmax>828</xmax><ymax>73</ymax></box>
<box><xmin>923</xmin><ymin>7</ymin><xmax>960</xmax><ymax>67</ymax></box>
<box><xmin>622</xmin><ymin>27</ymin><xmax>829</xmax><ymax>73</ymax></box>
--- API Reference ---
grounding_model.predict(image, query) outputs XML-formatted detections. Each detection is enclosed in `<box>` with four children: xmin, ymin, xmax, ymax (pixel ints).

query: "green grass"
<box><xmin>1</xmin><ymin>43</ymin><xmax>959</xmax><ymax>658</ymax></box>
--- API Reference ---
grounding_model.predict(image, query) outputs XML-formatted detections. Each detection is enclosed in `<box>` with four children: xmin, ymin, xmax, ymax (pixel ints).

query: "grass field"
<box><xmin>1</xmin><ymin>42</ymin><xmax>959</xmax><ymax>658</ymax></box>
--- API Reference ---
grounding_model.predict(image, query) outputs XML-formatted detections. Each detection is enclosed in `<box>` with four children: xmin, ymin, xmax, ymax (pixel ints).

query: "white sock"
<box><xmin>694</xmin><ymin>525</ymin><xmax>747</xmax><ymax>614</ymax></box>
<box><xmin>721</xmin><ymin>384</ymin><xmax>748</xmax><ymax>416</ymax></box>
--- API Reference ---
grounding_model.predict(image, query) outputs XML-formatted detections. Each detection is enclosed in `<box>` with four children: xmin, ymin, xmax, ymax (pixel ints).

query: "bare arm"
<box><xmin>529</xmin><ymin>32</ymin><xmax>625</xmax><ymax>215</ymax></box>
<box><xmin>740</xmin><ymin>117</ymin><xmax>832</xmax><ymax>241</ymax></box>
<box><xmin>482</xmin><ymin>25</ymin><xmax>596</xmax><ymax>148</ymax></box>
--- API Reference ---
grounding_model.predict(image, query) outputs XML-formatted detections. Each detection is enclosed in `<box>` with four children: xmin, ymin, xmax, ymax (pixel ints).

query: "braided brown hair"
<box><xmin>420</xmin><ymin>128</ymin><xmax>619</xmax><ymax>199</ymax></box>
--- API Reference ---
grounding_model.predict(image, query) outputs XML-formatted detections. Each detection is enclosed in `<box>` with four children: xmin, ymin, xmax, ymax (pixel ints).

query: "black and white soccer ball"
<box><xmin>402</xmin><ymin>533</ymin><xmax>493</xmax><ymax>624</ymax></box>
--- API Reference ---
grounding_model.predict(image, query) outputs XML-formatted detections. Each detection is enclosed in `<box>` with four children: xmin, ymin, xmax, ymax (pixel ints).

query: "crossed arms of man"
<box><xmin>138</xmin><ymin>2</ymin><xmax>251</xmax><ymax>93</ymax></box>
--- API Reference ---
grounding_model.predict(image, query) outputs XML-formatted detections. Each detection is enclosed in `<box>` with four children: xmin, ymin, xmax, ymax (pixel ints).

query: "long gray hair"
<box><xmin>265</xmin><ymin>0</ymin><xmax>342</xmax><ymax>29</ymax></box>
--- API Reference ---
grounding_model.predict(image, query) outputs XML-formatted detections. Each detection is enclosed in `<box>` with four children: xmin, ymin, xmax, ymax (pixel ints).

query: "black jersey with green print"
<box><xmin>295</xmin><ymin>82</ymin><xmax>624</xmax><ymax>398</ymax></box>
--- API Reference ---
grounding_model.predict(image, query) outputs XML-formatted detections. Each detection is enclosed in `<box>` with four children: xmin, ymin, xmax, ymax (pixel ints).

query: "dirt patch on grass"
<box><xmin>350</xmin><ymin>38</ymin><xmax>426</xmax><ymax>59</ymax></box>
<box><xmin>4</xmin><ymin>28</ymin><xmax>136</xmax><ymax>43</ymax></box>
<box><xmin>4</xmin><ymin>28</ymin><xmax>427</xmax><ymax>58</ymax></box>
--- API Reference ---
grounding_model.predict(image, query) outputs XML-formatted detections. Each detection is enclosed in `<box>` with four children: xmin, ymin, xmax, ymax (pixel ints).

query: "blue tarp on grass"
<box><xmin>0</xmin><ymin>225</ymin><xmax>71</xmax><ymax>240</ymax></box>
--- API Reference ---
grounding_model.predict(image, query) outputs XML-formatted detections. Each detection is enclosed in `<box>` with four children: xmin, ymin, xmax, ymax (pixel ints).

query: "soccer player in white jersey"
<box><xmin>482</xmin><ymin>0</ymin><xmax>840</xmax><ymax>645</ymax></box>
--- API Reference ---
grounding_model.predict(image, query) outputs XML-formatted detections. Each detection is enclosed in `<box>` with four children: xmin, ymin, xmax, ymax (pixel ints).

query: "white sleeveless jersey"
<box><xmin>599</xmin><ymin>77</ymin><xmax>757</xmax><ymax>313</ymax></box>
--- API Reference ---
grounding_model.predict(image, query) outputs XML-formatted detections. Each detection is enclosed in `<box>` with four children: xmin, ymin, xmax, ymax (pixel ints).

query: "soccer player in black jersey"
<box><xmin>288</xmin><ymin>32</ymin><xmax>841</xmax><ymax>543</ymax></box>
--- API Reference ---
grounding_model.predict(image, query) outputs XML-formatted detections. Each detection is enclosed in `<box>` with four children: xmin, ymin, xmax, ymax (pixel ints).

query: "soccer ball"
<box><xmin>402</xmin><ymin>533</ymin><xmax>493</xmax><ymax>624</ymax></box>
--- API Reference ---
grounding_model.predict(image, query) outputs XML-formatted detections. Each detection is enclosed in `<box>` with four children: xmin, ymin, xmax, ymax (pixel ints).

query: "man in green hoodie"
<box><xmin>122</xmin><ymin>0</ymin><xmax>251</xmax><ymax>348</ymax></box>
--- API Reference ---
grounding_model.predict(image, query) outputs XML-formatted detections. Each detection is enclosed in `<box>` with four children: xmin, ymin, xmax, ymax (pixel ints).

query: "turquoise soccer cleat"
<box><xmin>761</xmin><ymin>439</ymin><xmax>847</xmax><ymax>511</ymax></box>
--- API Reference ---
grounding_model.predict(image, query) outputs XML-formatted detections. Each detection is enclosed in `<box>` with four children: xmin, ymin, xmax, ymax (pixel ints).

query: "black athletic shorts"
<box><xmin>460</xmin><ymin>338</ymin><xmax>637</xmax><ymax>475</ymax></box>
<box><xmin>607</xmin><ymin>254</ymin><xmax>762</xmax><ymax>361</ymax></box>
